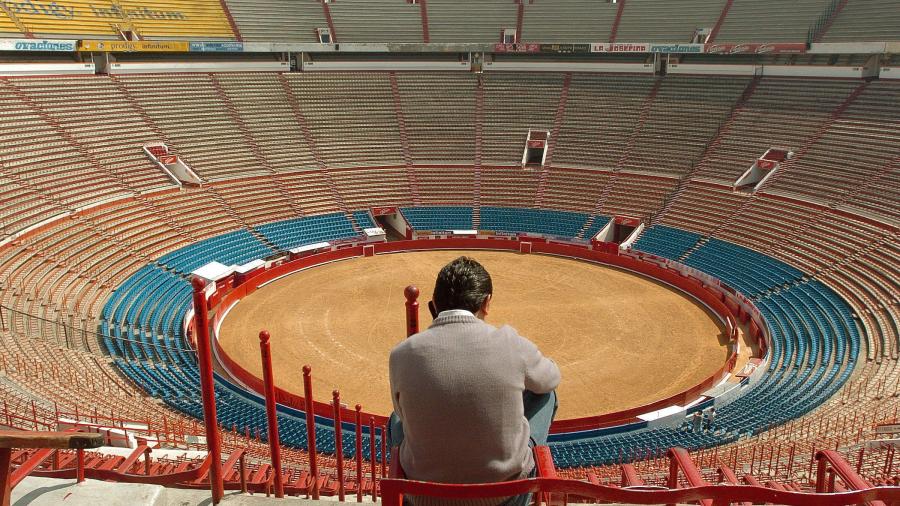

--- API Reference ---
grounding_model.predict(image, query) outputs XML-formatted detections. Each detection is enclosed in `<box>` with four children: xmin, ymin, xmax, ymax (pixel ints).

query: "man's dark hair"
<box><xmin>432</xmin><ymin>256</ymin><xmax>493</xmax><ymax>314</ymax></box>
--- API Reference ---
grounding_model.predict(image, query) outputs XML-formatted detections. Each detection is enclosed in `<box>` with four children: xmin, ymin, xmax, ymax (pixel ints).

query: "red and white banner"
<box><xmin>615</xmin><ymin>216</ymin><xmax>642</xmax><ymax>227</ymax></box>
<box><xmin>527</xmin><ymin>140</ymin><xmax>545</xmax><ymax>148</ymax></box>
<box><xmin>160</xmin><ymin>155</ymin><xmax>178</xmax><ymax>165</ymax></box>
<box><xmin>705</xmin><ymin>42</ymin><xmax>807</xmax><ymax>55</ymax></box>
<box><xmin>757</xmin><ymin>159</ymin><xmax>776</xmax><ymax>170</ymax></box>
<box><xmin>371</xmin><ymin>206</ymin><xmax>398</xmax><ymax>216</ymax></box>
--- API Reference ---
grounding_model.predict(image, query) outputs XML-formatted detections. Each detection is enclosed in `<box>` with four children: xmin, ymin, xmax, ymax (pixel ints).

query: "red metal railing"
<box><xmin>381</xmin><ymin>477</ymin><xmax>900</xmax><ymax>506</ymax></box>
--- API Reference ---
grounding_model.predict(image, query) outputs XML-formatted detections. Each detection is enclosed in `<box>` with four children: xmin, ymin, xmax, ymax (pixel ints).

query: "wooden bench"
<box><xmin>0</xmin><ymin>430</ymin><xmax>103</xmax><ymax>506</ymax></box>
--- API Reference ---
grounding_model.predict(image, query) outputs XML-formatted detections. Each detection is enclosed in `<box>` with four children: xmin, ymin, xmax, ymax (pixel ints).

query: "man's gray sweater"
<box><xmin>389</xmin><ymin>312</ymin><xmax>561</xmax><ymax>484</ymax></box>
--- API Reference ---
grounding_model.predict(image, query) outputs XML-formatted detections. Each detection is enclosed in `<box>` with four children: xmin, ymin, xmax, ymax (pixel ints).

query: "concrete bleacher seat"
<box><xmin>224</xmin><ymin>0</ymin><xmax>325</xmax><ymax>42</ymax></box>
<box><xmin>820</xmin><ymin>0</ymin><xmax>900</xmax><ymax>42</ymax></box>
<box><xmin>713</xmin><ymin>0</ymin><xmax>833</xmax><ymax>42</ymax></box>
<box><xmin>396</xmin><ymin>73</ymin><xmax>477</xmax><ymax>165</ymax></box>
<box><xmin>480</xmin><ymin>167</ymin><xmax>540</xmax><ymax>208</ymax></box>
<box><xmin>614</xmin><ymin>0</ymin><xmax>727</xmax><ymax>42</ymax></box>
<box><xmin>0</xmin><ymin>69</ymin><xmax>898</xmax><ymax>492</ymax></box>
<box><xmin>601</xmin><ymin>174</ymin><xmax>676</xmax><ymax>219</ymax></box>
<box><xmin>553</xmin><ymin>74</ymin><xmax>658</xmax><ymax>170</ymax></box>
<box><xmin>330</xmin><ymin>167</ymin><xmax>412</xmax><ymax>209</ymax></box>
<box><xmin>284</xmin><ymin>72</ymin><xmax>404</xmax><ymax>169</ymax></box>
<box><xmin>482</xmin><ymin>73</ymin><xmax>562</xmax><ymax>165</ymax></box>
<box><xmin>426</xmin><ymin>0</ymin><xmax>517</xmax><ymax>43</ymax></box>
<box><xmin>694</xmin><ymin>78</ymin><xmax>863</xmax><ymax>183</ymax></box>
<box><xmin>621</xmin><ymin>76</ymin><xmax>749</xmax><ymax>178</ymax></box>
<box><xmin>113</xmin><ymin>74</ymin><xmax>269</xmax><ymax>181</ymax></box>
<box><xmin>329</xmin><ymin>0</ymin><xmax>422</xmax><ymax>43</ymax></box>
<box><xmin>411</xmin><ymin>167</ymin><xmax>477</xmax><ymax>205</ymax></box>
<box><xmin>520</xmin><ymin>0</ymin><xmax>616</xmax><ymax>43</ymax></box>
<box><xmin>765</xmin><ymin>80</ymin><xmax>900</xmax><ymax>213</ymax></box>
<box><xmin>9</xmin><ymin>76</ymin><xmax>173</xmax><ymax>195</ymax></box>
<box><xmin>542</xmin><ymin>168</ymin><xmax>611</xmax><ymax>213</ymax></box>
<box><xmin>211</xmin><ymin>73</ymin><xmax>318</xmax><ymax>173</ymax></box>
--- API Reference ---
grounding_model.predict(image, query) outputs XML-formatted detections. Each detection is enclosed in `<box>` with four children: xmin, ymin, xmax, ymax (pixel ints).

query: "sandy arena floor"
<box><xmin>217</xmin><ymin>250</ymin><xmax>727</xmax><ymax>419</ymax></box>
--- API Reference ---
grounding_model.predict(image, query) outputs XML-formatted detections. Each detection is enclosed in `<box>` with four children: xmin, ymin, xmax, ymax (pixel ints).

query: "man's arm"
<box><xmin>388</xmin><ymin>348</ymin><xmax>403</xmax><ymax>417</ymax></box>
<box><xmin>517</xmin><ymin>332</ymin><xmax>561</xmax><ymax>394</ymax></box>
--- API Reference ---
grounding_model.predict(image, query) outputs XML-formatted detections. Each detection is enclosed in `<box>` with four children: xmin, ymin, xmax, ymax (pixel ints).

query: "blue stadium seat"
<box><xmin>400</xmin><ymin>206</ymin><xmax>474</xmax><ymax>231</ymax></box>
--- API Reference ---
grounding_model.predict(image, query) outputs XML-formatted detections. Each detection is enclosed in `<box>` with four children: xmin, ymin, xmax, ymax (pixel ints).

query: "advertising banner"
<box><xmin>0</xmin><ymin>38</ymin><xmax>76</xmax><ymax>52</ymax></box>
<box><xmin>591</xmin><ymin>42</ymin><xmax>649</xmax><ymax>53</ymax></box>
<box><xmin>190</xmin><ymin>41</ymin><xmax>244</xmax><ymax>52</ymax></box>
<box><xmin>649</xmin><ymin>43</ymin><xmax>705</xmax><ymax>53</ymax></box>
<box><xmin>539</xmin><ymin>43</ymin><xmax>590</xmax><ymax>54</ymax></box>
<box><xmin>705</xmin><ymin>42</ymin><xmax>807</xmax><ymax>54</ymax></box>
<box><xmin>493</xmin><ymin>43</ymin><xmax>540</xmax><ymax>53</ymax></box>
<box><xmin>78</xmin><ymin>40</ymin><xmax>190</xmax><ymax>52</ymax></box>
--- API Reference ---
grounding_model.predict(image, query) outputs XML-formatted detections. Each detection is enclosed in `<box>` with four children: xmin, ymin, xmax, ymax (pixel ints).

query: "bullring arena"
<box><xmin>217</xmin><ymin>250</ymin><xmax>729</xmax><ymax>418</ymax></box>
<box><xmin>1</xmin><ymin>1</ymin><xmax>899</xmax><ymax>505</ymax></box>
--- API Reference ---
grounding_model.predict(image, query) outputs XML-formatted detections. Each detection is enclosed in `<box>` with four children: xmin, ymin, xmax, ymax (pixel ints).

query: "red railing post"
<box><xmin>404</xmin><ymin>285</ymin><xmax>419</xmax><ymax>337</ymax></box>
<box><xmin>302</xmin><ymin>365</ymin><xmax>319</xmax><ymax>500</ymax></box>
<box><xmin>239</xmin><ymin>452</ymin><xmax>247</xmax><ymax>494</ymax></box>
<box><xmin>1</xmin><ymin>447</ymin><xmax>11</xmax><ymax>506</ymax></box>
<box><xmin>381</xmin><ymin>424</ymin><xmax>387</xmax><ymax>478</ymax></box>
<box><xmin>370</xmin><ymin>417</ymin><xmax>377</xmax><ymax>501</ymax></box>
<box><xmin>816</xmin><ymin>453</ymin><xmax>829</xmax><ymax>493</ymax></box>
<box><xmin>191</xmin><ymin>276</ymin><xmax>224</xmax><ymax>504</ymax></box>
<box><xmin>144</xmin><ymin>447</ymin><xmax>152</xmax><ymax>475</ymax></box>
<box><xmin>667</xmin><ymin>447</ymin><xmax>712</xmax><ymax>506</ymax></box>
<box><xmin>355</xmin><ymin>404</ymin><xmax>363</xmax><ymax>503</ymax></box>
<box><xmin>76</xmin><ymin>448</ymin><xmax>85</xmax><ymax>484</ymax></box>
<box><xmin>259</xmin><ymin>330</ymin><xmax>284</xmax><ymax>498</ymax></box>
<box><xmin>333</xmin><ymin>390</ymin><xmax>346</xmax><ymax>502</ymax></box>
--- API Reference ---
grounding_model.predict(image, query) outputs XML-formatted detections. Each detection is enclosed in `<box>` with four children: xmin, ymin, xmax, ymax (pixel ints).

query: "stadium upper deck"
<box><xmin>0</xmin><ymin>0</ymin><xmax>897</xmax><ymax>43</ymax></box>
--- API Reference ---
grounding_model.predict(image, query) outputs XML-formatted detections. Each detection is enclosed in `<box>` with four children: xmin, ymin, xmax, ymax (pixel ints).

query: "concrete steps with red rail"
<box><xmin>534</xmin><ymin>73</ymin><xmax>571</xmax><ymax>209</ymax></box>
<box><xmin>472</xmin><ymin>76</ymin><xmax>485</xmax><ymax>229</ymax></box>
<box><xmin>419</xmin><ymin>0</ymin><xmax>430</xmax><ymax>43</ymax></box>
<box><xmin>608</xmin><ymin>0</ymin><xmax>627</xmax><ymax>43</ymax></box>
<box><xmin>207</xmin><ymin>74</ymin><xmax>306</xmax><ymax>219</ymax></box>
<box><xmin>812</xmin><ymin>0</ymin><xmax>851</xmax><ymax>43</ymax></box>
<box><xmin>389</xmin><ymin>72</ymin><xmax>421</xmax><ymax>206</ymax></box>
<box><xmin>276</xmin><ymin>74</ymin><xmax>361</xmax><ymax>233</ymax></box>
<box><xmin>652</xmin><ymin>76</ymin><xmax>761</xmax><ymax>225</ymax></box>
<box><xmin>757</xmin><ymin>81</ymin><xmax>868</xmax><ymax>192</ymax></box>
<box><xmin>706</xmin><ymin>0</ymin><xmax>734</xmax><ymax>43</ymax></box>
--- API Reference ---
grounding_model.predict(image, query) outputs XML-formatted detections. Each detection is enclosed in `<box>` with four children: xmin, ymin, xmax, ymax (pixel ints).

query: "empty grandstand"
<box><xmin>1</xmin><ymin>3</ymin><xmax>899</xmax><ymax>505</ymax></box>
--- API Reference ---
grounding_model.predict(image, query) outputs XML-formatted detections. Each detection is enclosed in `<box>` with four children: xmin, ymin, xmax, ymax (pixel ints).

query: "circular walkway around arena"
<box><xmin>217</xmin><ymin>250</ymin><xmax>728</xmax><ymax>419</ymax></box>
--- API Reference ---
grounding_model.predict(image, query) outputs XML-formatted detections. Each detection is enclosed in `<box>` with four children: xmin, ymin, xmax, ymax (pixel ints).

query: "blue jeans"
<box><xmin>387</xmin><ymin>391</ymin><xmax>558</xmax><ymax>505</ymax></box>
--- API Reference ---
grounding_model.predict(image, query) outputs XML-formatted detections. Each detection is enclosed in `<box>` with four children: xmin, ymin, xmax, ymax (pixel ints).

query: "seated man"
<box><xmin>388</xmin><ymin>256</ymin><xmax>560</xmax><ymax>498</ymax></box>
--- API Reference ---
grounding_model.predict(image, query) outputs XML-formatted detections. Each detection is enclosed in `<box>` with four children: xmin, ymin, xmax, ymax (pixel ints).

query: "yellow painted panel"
<box><xmin>3</xmin><ymin>1</ymin><xmax>233</xmax><ymax>38</ymax></box>
<box><xmin>0</xmin><ymin>6</ymin><xmax>25</xmax><ymax>33</ymax></box>
<box><xmin>122</xmin><ymin>1</ymin><xmax>233</xmax><ymax>38</ymax></box>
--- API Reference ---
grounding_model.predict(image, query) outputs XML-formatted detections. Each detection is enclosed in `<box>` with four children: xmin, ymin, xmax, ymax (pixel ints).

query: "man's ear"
<box><xmin>428</xmin><ymin>300</ymin><xmax>438</xmax><ymax>319</ymax></box>
<box><xmin>479</xmin><ymin>294</ymin><xmax>492</xmax><ymax>317</ymax></box>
